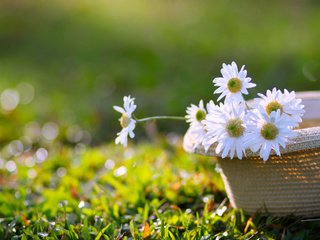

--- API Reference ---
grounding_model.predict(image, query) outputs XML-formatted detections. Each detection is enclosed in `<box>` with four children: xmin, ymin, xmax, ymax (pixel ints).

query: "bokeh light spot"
<box><xmin>25</xmin><ymin>157</ymin><xmax>36</xmax><ymax>167</ymax></box>
<box><xmin>42</xmin><ymin>122</ymin><xmax>59</xmax><ymax>141</ymax></box>
<box><xmin>35</xmin><ymin>148</ymin><xmax>48</xmax><ymax>163</ymax></box>
<box><xmin>66</xmin><ymin>125</ymin><xmax>84</xmax><ymax>143</ymax></box>
<box><xmin>1</xmin><ymin>89</ymin><xmax>20</xmax><ymax>112</ymax></box>
<box><xmin>24</xmin><ymin>122</ymin><xmax>42</xmax><ymax>142</ymax></box>
<box><xmin>28</xmin><ymin>169</ymin><xmax>37</xmax><ymax>179</ymax></box>
<box><xmin>17</xmin><ymin>82</ymin><xmax>35</xmax><ymax>105</ymax></box>
<box><xmin>6</xmin><ymin>160</ymin><xmax>17</xmax><ymax>172</ymax></box>
<box><xmin>114</xmin><ymin>166</ymin><xmax>127</xmax><ymax>177</ymax></box>
<box><xmin>8</xmin><ymin>140</ymin><xmax>24</xmax><ymax>157</ymax></box>
<box><xmin>57</xmin><ymin>167</ymin><xmax>67</xmax><ymax>177</ymax></box>
<box><xmin>104</xmin><ymin>159</ymin><xmax>115</xmax><ymax>170</ymax></box>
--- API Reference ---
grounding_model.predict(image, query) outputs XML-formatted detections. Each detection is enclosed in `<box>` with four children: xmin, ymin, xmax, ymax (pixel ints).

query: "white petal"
<box><xmin>213</xmin><ymin>77</ymin><xmax>226</xmax><ymax>84</ymax></box>
<box><xmin>273</xmin><ymin>143</ymin><xmax>281</xmax><ymax>156</ymax></box>
<box><xmin>245</xmin><ymin>82</ymin><xmax>256</xmax><ymax>89</ymax></box>
<box><xmin>129</xmin><ymin>130</ymin><xmax>135</xmax><ymax>139</ymax></box>
<box><xmin>214</xmin><ymin>86</ymin><xmax>227</xmax><ymax>94</ymax></box>
<box><xmin>113</xmin><ymin>106</ymin><xmax>125</xmax><ymax>114</ymax></box>
<box><xmin>241</xmin><ymin>88</ymin><xmax>249</xmax><ymax>95</ymax></box>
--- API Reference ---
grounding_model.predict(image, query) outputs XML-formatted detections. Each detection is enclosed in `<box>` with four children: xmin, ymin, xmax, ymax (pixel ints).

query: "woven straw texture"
<box><xmin>183</xmin><ymin>91</ymin><xmax>320</xmax><ymax>217</ymax></box>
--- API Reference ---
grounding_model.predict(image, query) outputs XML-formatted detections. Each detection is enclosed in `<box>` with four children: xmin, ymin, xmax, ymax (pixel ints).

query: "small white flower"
<box><xmin>200</xmin><ymin>100</ymin><xmax>219</xmax><ymax>151</ymax></box>
<box><xmin>206</xmin><ymin>100</ymin><xmax>218</xmax><ymax>114</ymax></box>
<box><xmin>113</xmin><ymin>96</ymin><xmax>137</xmax><ymax>147</ymax></box>
<box><xmin>213</xmin><ymin>61</ymin><xmax>256</xmax><ymax>103</ymax></box>
<box><xmin>185</xmin><ymin>100</ymin><xmax>207</xmax><ymax>127</ymax></box>
<box><xmin>189</xmin><ymin>124</ymin><xmax>207</xmax><ymax>151</ymax></box>
<box><xmin>186</xmin><ymin>100</ymin><xmax>214</xmax><ymax>151</ymax></box>
<box><xmin>203</xmin><ymin>102</ymin><xmax>248</xmax><ymax>159</ymax></box>
<box><xmin>256</xmin><ymin>88</ymin><xmax>305</xmax><ymax>127</ymax></box>
<box><xmin>246</xmin><ymin>108</ymin><xmax>297</xmax><ymax>161</ymax></box>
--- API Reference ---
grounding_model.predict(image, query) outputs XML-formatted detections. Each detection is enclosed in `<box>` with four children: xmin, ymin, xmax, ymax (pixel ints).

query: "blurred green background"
<box><xmin>1</xmin><ymin>0</ymin><xmax>320</xmax><ymax>144</ymax></box>
<box><xmin>1</xmin><ymin>1</ymin><xmax>320</xmax><ymax>238</ymax></box>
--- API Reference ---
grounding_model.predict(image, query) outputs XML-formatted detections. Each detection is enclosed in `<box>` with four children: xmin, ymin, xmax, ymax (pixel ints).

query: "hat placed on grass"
<box><xmin>184</xmin><ymin>91</ymin><xmax>320</xmax><ymax>217</ymax></box>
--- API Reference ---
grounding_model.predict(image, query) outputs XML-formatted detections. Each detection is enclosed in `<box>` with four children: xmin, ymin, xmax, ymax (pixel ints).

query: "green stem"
<box><xmin>135</xmin><ymin>116</ymin><xmax>186</xmax><ymax>123</ymax></box>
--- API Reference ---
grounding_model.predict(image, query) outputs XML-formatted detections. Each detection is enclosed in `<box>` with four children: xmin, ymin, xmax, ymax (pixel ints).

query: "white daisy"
<box><xmin>189</xmin><ymin>124</ymin><xmax>207</xmax><ymax>151</ymax></box>
<box><xmin>186</xmin><ymin>100</ymin><xmax>215</xmax><ymax>151</ymax></box>
<box><xmin>246</xmin><ymin>108</ymin><xmax>297</xmax><ymax>161</ymax></box>
<box><xmin>206</xmin><ymin>100</ymin><xmax>218</xmax><ymax>114</ymax></box>
<box><xmin>113</xmin><ymin>96</ymin><xmax>137</xmax><ymax>147</ymax></box>
<box><xmin>200</xmin><ymin>100</ymin><xmax>219</xmax><ymax>151</ymax></box>
<box><xmin>213</xmin><ymin>61</ymin><xmax>256</xmax><ymax>104</ymax></box>
<box><xmin>185</xmin><ymin>100</ymin><xmax>207</xmax><ymax>127</ymax></box>
<box><xmin>256</xmin><ymin>88</ymin><xmax>305</xmax><ymax>127</ymax></box>
<box><xmin>203</xmin><ymin>102</ymin><xmax>248</xmax><ymax>159</ymax></box>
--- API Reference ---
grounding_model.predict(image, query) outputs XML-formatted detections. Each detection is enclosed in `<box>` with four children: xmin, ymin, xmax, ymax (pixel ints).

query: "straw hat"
<box><xmin>183</xmin><ymin>91</ymin><xmax>320</xmax><ymax>217</ymax></box>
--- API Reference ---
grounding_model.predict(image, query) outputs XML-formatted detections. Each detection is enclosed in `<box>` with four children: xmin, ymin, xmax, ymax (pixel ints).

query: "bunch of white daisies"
<box><xmin>114</xmin><ymin>61</ymin><xmax>305</xmax><ymax>161</ymax></box>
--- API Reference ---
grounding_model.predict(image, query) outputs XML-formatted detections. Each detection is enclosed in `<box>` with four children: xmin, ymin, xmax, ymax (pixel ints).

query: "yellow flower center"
<box><xmin>227</xmin><ymin>77</ymin><xmax>242</xmax><ymax>93</ymax></box>
<box><xmin>196</xmin><ymin>110</ymin><xmax>206</xmax><ymax>122</ymax></box>
<box><xmin>226</xmin><ymin>118</ymin><xmax>245</xmax><ymax>137</ymax></box>
<box><xmin>260</xmin><ymin>123</ymin><xmax>279</xmax><ymax>140</ymax></box>
<box><xmin>266</xmin><ymin>101</ymin><xmax>283</xmax><ymax>115</ymax></box>
<box><xmin>120</xmin><ymin>113</ymin><xmax>131</xmax><ymax>128</ymax></box>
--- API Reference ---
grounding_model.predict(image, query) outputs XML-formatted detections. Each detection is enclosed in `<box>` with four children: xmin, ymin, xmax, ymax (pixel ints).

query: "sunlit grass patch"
<box><xmin>0</xmin><ymin>141</ymin><xmax>319</xmax><ymax>239</ymax></box>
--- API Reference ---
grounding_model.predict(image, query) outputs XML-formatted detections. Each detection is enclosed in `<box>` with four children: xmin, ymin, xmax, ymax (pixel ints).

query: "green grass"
<box><xmin>1</xmin><ymin>141</ymin><xmax>320</xmax><ymax>239</ymax></box>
